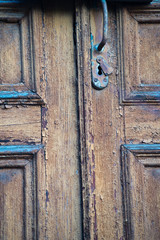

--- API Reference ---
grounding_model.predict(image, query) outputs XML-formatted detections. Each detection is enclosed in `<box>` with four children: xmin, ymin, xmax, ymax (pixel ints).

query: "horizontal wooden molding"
<box><xmin>0</xmin><ymin>144</ymin><xmax>43</xmax><ymax>155</ymax></box>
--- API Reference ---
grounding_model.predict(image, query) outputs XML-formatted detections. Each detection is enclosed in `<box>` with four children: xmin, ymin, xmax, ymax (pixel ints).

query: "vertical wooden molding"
<box><xmin>75</xmin><ymin>1</ymin><xmax>97</xmax><ymax>239</ymax></box>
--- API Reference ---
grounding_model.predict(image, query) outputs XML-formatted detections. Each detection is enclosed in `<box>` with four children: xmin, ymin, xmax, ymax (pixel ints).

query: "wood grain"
<box><xmin>75</xmin><ymin>1</ymin><xmax>97</xmax><ymax>239</ymax></box>
<box><xmin>90</xmin><ymin>4</ymin><xmax>124</xmax><ymax>240</ymax></box>
<box><xmin>0</xmin><ymin>106</ymin><xmax>41</xmax><ymax>144</ymax></box>
<box><xmin>0</xmin><ymin>168</ymin><xmax>24</xmax><ymax>240</ymax></box>
<box><xmin>125</xmin><ymin>106</ymin><xmax>160</xmax><ymax>144</ymax></box>
<box><xmin>0</xmin><ymin>147</ymin><xmax>40</xmax><ymax>240</ymax></box>
<box><xmin>1</xmin><ymin>1</ymin><xmax>160</xmax><ymax>239</ymax></box>
<box><xmin>32</xmin><ymin>2</ymin><xmax>82</xmax><ymax>239</ymax></box>
<box><xmin>0</xmin><ymin>22</ymin><xmax>21</xmax><ymax>84</ymax></box>
<box><xmin>121</xmin><ymin>145</ymin><xmax>160</xmax><ymax>239</ymax></box>
<box><xmin>118</xmin><ymin>5</ymin><xmax>160</xmax><ymax>103</ymax></box>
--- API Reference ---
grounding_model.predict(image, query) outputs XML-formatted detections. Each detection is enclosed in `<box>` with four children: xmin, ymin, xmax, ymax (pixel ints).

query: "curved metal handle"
<box><xmin>95</xmin><ymin>0</ymin><xmax>108</xmax><ymax>52</ymax></box>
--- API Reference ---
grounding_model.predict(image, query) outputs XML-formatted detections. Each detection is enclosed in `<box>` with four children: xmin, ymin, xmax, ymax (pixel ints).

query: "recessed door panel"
<box><xmin>118</xmin><ymin>6</ymin><xmax>160</xmax><ymax>103</ymax></box>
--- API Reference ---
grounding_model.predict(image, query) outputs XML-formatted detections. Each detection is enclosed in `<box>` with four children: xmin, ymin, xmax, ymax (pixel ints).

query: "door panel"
<box><xmin>0</xmin><ymin>168</ymin><xmax>24</xmax><ymax>239</ymax></box>
<box><xmin>118</xmin><ymin>5</ymin><xmax>160</xmax><ymax>103</ymax></box>
<box><xmin>0</xmin><ymin>145</ymin><xmax>42</xmax><ymax>239</ymax></box>
<box><xmin>0</xmin><ymin>7</ymin><xmax>41</xmax><ymax>102</ymax></box>
<box><xmin>121</xmin><ymin>145</ymin><xmax>160</xmax><ymax>240</ymax></box>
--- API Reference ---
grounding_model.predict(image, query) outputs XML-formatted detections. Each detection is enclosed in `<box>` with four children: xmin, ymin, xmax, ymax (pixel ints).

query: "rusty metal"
<box><xmin>92</xmin><ymin>66</ymin><xmax>109</xmax><ymax>90</ymax></box>
<box><xmin>91</xmin><ymin>0</ymin><xmax>113</xmax><ymax>90</ymax></box>
<box><xmin>92</xmin><ymin>56</ymin><xmax>113</xmax><ymax>90</ymax></box>
<box><xmin>91</xmin><ymin>0</ymin><xmax>152</xmax><ymax>90</ymax></box>
<box><xmin>95</xmin><ymin>0</ymin><xmax>152</xmax><ymax>52</ymax></box>
<box><xmin>95</xmin><ymin>0</ymin><xmax>108</xmax><ymax>52</ymax></box>
<box><xmin>96</xmin><ymin>56</ymin><xmax>113</xmax><ymax>76</ymax></box>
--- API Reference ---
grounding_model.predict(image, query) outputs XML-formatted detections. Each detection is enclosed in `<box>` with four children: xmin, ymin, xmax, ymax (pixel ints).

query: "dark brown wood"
<box><xmin>75</xmin><ymin>1</ymin><xmax>97</xmax><ymax>239</ymax></box>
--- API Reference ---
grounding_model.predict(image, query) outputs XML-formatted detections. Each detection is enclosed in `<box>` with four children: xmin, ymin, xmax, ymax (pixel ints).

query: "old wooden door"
<box><xmin>0</xmin><ymin>0</ymin><xmax>160</xmax><ymax>239</ymax></box>
<box><xmin>75</xmin><ymin>0</ymin><xmax>160</xmax><ymax>239</ymax></box>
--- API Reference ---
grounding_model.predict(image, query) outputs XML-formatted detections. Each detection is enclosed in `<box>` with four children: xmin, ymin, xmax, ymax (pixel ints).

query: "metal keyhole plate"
<box><xmin>92</xmin><ymin>62</ymin><xmax>109</xmax><ymax>90</ymax></box>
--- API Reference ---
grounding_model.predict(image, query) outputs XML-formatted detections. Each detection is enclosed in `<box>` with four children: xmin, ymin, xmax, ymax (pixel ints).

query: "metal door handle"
<box><xmin>92</xmin><ymin>0</ymin><xmax>153</xmax><ymax>90</ymax></box>
<box><xmin>95</xmin><ymin>0</ymin><xmax>153</xmax><ymax>52</ymax></box>
<box><xmin>95</xmin><ymin>0</ymin><xmax>108</xmax><ymax>52</ymax></box>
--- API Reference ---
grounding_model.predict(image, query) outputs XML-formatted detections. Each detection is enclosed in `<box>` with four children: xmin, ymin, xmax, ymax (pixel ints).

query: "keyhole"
<box><xmin>98</xmin><ymin>65</ymin><xmax>103</xmax><ymax>76</ymax></box>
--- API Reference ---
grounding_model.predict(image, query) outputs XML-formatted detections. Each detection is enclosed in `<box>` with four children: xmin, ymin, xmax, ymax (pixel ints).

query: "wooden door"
<box><xmin>75</xmin><ymin>0</ymin><xmax>160</xmax><ymax>239</ymax></box>
<box><xmin>1</xmin><ymin>0</ymin><xmax>160</xmax><ymax>239</ymax></box>
<box><xmin>0</xmin><ymin>0</ymin><xmax>82</xmax><ymax>239</ymax></box>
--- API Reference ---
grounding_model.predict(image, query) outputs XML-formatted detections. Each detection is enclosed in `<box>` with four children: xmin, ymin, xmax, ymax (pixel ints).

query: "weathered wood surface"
<box><xmin>0</xmin><ymin>1</ymin><xmax>82</xmax><ymax>239</ymax></box>
<box><xmin>33</xmin><ymin>1</ymin><xmax>82</xmax><ymax>239</ymax></box>
<box><xmin>122</xmin><ymin>145</ymin><xmax>160</xmax><ymax>239</ymax></box>
<box><xmin>0</xmin><ymin>168</ymin><xmax>24</xmax><ymax>239</ymax></box>
<box><xmin>76</xmin><ymin>1</ymin><xmax>97</xmax><ymax>239</ymax></box>
<box><xmin>1</xmin><ymin>0</ymin><xmax>160</xmax><ymax>239</ymax></box>
<box><xmin>90</xmin><ymin>3</ymin><xmax>124</xmax><ymax>239</ymax></box>
<box><xmin>76</xmin><ymin>1</ymin><xmax>160</xmax><ymax>239</ymax></box>
<box><xmin>0</xmin><ymin>146</ymin><xmax>42</xmax><ymax>240</ymax></box>
<box><xmin>0</xmin><ymin>106</ymin><xmax>41</xmax><ymax>144</ymax></box>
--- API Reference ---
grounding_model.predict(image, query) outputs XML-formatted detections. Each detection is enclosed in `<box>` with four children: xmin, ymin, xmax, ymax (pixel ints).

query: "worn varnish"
<box><xmin>91</xmin><ymin>3</ymin><xmax>124</xmax><ymax>239</ymax></box>
<box><xmin>0</xmin><ymin>168</ymin><xmax>24</xmax><ymax>239</ymax></box>
<box><xmin>0</xmin><ymin>1</ymin><xmax>82</xmax><ymax>239</ymax></box>
<box><xmin>0</xmin><ymin>106</ymin><xmax>41</xmax><ymax>144</ymax></box>
<box><xmin>76</xmin><ymin>1</ymin><xmax>96</xmax><ymax>239</ymax></box>
<box><xmin>76</xmin><ymin>0</ymin><xmax>160</xmax><ymax>239</ymax></box>
<box><xmin>1</xmin><ymin>0</ymin><xmax>160</xmax><ymax>239</ymax></box>
<box><xmin>32</xmin><ymin>0</ymin><xmax>82</xmax><ymax>239</ymax></box>
<box><xmin>121</xmin><ymin>145</ymin><xmax>160</xmax><ymax>239</ymax></box>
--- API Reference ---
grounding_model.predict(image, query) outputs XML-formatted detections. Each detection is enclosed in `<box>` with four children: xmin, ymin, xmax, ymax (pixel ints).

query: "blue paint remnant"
<box><xmin>152</xmin><ymin>0</ymin><xmax>160</xmax><ymax>3</ymax></box>
<box><xmin>46</xmin><ymin>190</ymin><xmax>49</xmax><ymax>202</ymax></box>
<box><xmin>0</xmin><ymin>0</ymin><xmax>39</xmax><ymax>4</ymax></box>
<box><xmin>130</xmin><ymin>91</ymin><xmax>160</xmax><ymax>100</ymax></box>
<box><xmin>124</xmin><ymin>144</ymin><xmax>160</xmax><ymax>151</ymax></box>
<box><xmin>0</xmin><ymin>91</ymin><xmax>44</xmax><ymax>105</ymax></box>
<box><xmin>0</xmin><ymin>91</ymin><xmax>40</xmax><ymax>99</ymax></box>
<box><xmin>90</xmin><ymin>33</ymin><xmax>94</xmax><ymax>56</ymax></box>
<box><xmin>90</xmin><ymin>33</ymin><xmax>94</xmax><ymax>42</ymax></box>
<box><xmin>0</xmin><ymin>144</ymin><xmax>43</xmax><ymax>155</ymax></box>
<box><xmin>76</xmin><ymin>170</ymin><xmax>79</xmax><ymax>175</ymax></box>
<box><xmin>0</xmin><ymin>1</ymin><xmax>22</xmax><ymax>3</ymax></box>
<box><xmin>140</xmin><ymin>84</ymin><xmax>160</xmax><ymax>87</ymax></box>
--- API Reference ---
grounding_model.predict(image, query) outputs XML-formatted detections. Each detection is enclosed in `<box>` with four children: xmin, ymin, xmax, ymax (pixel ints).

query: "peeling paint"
<box><xmin>46</xmin><ymin>190</ymin><xmax>49</xmax><ymax>203</ymax></box>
